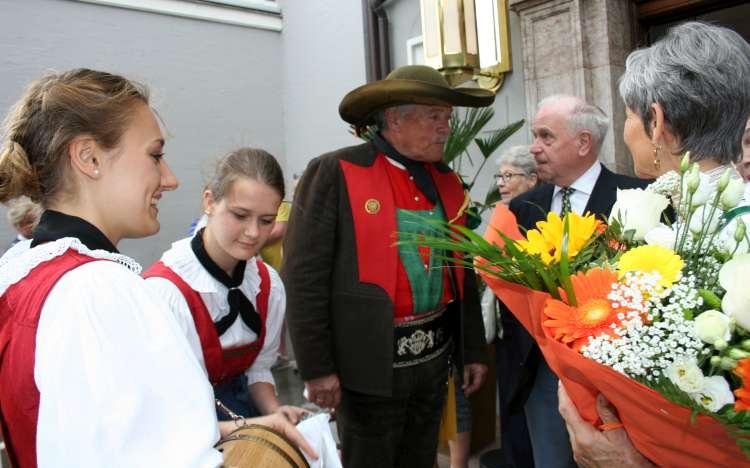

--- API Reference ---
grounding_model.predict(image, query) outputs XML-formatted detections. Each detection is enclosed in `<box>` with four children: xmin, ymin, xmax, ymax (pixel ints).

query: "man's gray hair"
<box><xmin>373</xmin><ymin>105</ymin><xmax>419</xmax><ymax>131</ymax></box>
<box><xmin>496</xmin><ymin>145</ymin><xmax>536</xmax><ymax>176</ymax></box>
<box><xmin>618</xmin><ymin>21</ymin><xmax>750</xmax><ymax>164</ymax></box>
<box><xmin>537</xmin><ymin>95</ymin><xmax>609</xmax><ymax>155</ymax></box>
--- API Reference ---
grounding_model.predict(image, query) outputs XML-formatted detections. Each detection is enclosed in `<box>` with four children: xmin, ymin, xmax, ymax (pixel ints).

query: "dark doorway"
<box><xmin>636</xmin><ymin>0</ymin><xmax>750</xmax><ymax>44</ymax></box>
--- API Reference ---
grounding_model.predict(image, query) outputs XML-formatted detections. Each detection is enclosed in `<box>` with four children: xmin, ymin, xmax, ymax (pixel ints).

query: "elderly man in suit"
<box><xmin>282</xmin><ymin>65</ymin><xmax>492</xmax><ymax>468</ymax></box>
<box><xmin>504</xmin><ymin>94</ymin><xmax>648</xmax><ymax>468</ymax></box>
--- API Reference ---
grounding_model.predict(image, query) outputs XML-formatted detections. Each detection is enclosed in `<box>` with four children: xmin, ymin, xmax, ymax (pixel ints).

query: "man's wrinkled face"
<box><xmin>529</xmin><ymin>102</ymin><xmax>583</xmax><ymax>187</ymax></box>
<box><xmin>389</xmin><ymin>105</ymin><xmax>452</xmax><ymax>163</ymax></box>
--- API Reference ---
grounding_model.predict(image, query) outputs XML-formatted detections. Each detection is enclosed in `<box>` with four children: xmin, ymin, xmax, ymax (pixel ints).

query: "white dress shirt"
<box><xmin>0</xmin><ymin>237</ymin><xmax>223</xmax><ymax>468</ymax></box>
<box><xmin>550</xmin><ymin>162</ymin><xmax>602</xmax><ymax>215</ymax></box>
<box><xmin>145</xmin><ymin>237</ymin><xmax>285</xmax><ymax>388</ymax></box>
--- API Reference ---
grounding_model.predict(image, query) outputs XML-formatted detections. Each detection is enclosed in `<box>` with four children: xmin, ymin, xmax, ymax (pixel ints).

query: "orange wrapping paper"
<box><xmin>481</xmin><ymin>204</ymin><xmax>749</xmax><ymax>467</ymax></box>
<box><xmin>482</xmin><ymin>274</ymin><xmax>750</xmax><ymax>468</ymax></box>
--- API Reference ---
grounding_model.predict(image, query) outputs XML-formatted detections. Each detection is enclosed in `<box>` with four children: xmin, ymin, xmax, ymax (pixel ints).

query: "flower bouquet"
<box><xmin>411</xmin><ymin>155</ymin><xmax>750</xmax><ymax>467</ymax></box>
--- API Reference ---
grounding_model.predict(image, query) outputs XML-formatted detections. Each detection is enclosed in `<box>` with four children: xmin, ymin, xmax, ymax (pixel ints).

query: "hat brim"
<box><xmin>339</xmin><ymin>79</ymin><xmax>495</xmax><ymax>126</ymax></box>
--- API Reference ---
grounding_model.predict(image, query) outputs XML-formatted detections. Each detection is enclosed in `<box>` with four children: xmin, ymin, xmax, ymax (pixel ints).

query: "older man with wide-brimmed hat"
<box><xmin>282</xmin><ymin>65</ymin><xmax>494</xmax><ymax>468</ymax></box>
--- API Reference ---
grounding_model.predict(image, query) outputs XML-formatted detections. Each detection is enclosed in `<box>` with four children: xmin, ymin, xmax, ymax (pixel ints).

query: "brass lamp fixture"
<box><xmin>420</xmin><ymin>0</ymin><xmax>512</xmax><ymax>92</ymax></box>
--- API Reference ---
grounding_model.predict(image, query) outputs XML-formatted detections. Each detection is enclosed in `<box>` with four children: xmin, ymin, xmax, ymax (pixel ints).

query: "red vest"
<box><xmin>339</xmin><ymin>154</ymin><xmax>468</xmax><ymax>312</ymax></box>
<box><xmin>0</xmin><ymin>250</ymin><xmax>98</xmax><ymax>468</ymax></box>
<box><xmin>143</xmin><ymin>260</ymin><xmax>270</xmax><ymax>386</ymax></box>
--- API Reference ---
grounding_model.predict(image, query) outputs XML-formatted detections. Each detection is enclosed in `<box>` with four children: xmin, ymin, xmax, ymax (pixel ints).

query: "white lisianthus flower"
<box><xmin>693</xmin><ymin>310</ymin><xmax>732</xmax><ymax>345</ymax></box>
<box><xmin>723</xmin><ymin>289</ymin><xmax>750</xmax><ymax>331</ymax></box>
<box><xmin>721</xmin><ymin>178</ymin><xmax>745</xmax><ymax>210</ymax></box>
<box><xmin>609</xmin><ymin>189</ymin><xmax>669</xmax><ymax>240</ymax></box>
<box><xmin>683</xmin><ymin>171</ymin><xmax>713</xmax><ymax>207</ymax></box>
<box><xmin>644</xmin><ymin>224</ymin><xmax>676</xmax><ymax>250</ymax></box>
<box><xmin>719</xmin><ymin>254</ymin><xmax>750</xmax><ymax>330</ymax></box>
<box><xmin>688</xmin><ymin>205</ymin><xmax>722</xmax><ymax>236</ymax></box>
<box><xmin>666</xmin><ymin>358</ymin><xmax>705</xmax><ymax>393</ymax></box>
<box><xmin>717</xmin><ymin>218</ymin><xmax>750</xmax><ymax>255</ymax></box>
<box><xmin>690</xmin><ymin>376</ymin><xmax>735</xmax><ymax>412</ymax></box>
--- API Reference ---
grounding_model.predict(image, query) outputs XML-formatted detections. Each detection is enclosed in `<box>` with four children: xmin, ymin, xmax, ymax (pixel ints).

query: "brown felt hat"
<box><xmin>339</xmin><ymin>65</ymin><xmax>495</xmax><ymax>127</ymax></box>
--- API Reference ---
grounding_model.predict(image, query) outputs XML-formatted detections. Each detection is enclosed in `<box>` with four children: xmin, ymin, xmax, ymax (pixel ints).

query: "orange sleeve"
<box><xmin>483</xmin><ymin>203</ymin><xmax>523</xmax><ymax>247</ymax></box>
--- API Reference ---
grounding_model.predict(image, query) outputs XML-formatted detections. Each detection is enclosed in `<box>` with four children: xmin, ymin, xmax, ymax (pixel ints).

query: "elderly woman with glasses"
<box><xmin>481</xmin><ymin>144</ymin><xmax>540</xmax><ymax>468</ymax></box>
<box><xmin>495</xmin><ymin>145</ymin><xmax>539</xmax><ymax>204</ymax></box>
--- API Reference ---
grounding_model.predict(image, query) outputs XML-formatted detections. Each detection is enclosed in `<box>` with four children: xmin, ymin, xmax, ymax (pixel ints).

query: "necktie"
<box><xmin>191</xmin><ymin>228</ymin><xmax>262</xmax><ymax>336</ymax></box>
<box><xmin>560</xmin><ymin>187</ymin><xmax>574</xmax><ymax>216</ymax></box>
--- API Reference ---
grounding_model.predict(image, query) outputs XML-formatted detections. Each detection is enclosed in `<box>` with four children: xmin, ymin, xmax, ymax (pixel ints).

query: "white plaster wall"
<box><xmin>0</xmin><ymin>0</ymin><xmax>283</xmax><ymax>265</ymax></box>
<box><xmin>279</xmin><ymin>0</ymin><xmax>367</xmax><ymax>181</ymax></box>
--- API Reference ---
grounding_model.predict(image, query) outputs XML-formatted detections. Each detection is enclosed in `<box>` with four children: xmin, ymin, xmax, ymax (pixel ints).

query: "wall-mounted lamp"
<box><xmin>420</xmin><ymin>0</ymin><xmax>511</xmax><ymax>92</ymax></box>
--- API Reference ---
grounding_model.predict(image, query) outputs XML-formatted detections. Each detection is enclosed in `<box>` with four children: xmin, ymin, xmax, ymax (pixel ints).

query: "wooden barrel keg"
<box><xmin>216</xmin><ymin>424</ymin><xmax>310</xmax><ymax>468</ymax></box>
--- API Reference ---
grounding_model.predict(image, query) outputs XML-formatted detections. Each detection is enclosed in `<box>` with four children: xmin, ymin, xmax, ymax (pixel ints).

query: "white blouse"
<box><xmin>145</xmin><ymin>237</ymin><xmax>285</xmax><ymax>388</ymax></box>
<box><xmin>0</xmin><ymin>238</ymin><xmax>223</xmax><ymax>468</ymax></box>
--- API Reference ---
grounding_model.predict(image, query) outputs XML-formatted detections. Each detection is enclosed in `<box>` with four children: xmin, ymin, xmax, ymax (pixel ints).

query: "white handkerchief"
<box><xmin>296</xmin><ymin>413</ymin><xmax>342</xmax><ymax>468</ymax></box>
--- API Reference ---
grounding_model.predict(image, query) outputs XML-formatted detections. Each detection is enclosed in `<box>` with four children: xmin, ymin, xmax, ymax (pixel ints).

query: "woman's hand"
<box><xmin>275</xmin><ymin>405</ymin><xmax>309</xmax><ymax>424</ymax></box>
<box><xmin>253</xmin><ymin>413</ymin><xmax>319</xmax><ymax>460</ymax></box>
<box><xmin>462</xmin><ymin>363</ymin><xmax>488</xmax><ymax>396</ymax></box>
<box><xmin>218</xmin><ymin>414</ymin><xmax>319</xmax><ymax>461</ymax></box>
<box><xmin>557</xmin><ymin>382</ymin><xmax>655</xmax><ymax>468</ymax></box>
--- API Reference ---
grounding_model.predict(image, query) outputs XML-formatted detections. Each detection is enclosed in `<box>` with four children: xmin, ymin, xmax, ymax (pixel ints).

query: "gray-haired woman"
<box><xmin>560</xmin><ymin>21</ymin><xmax>750</xmax><ymax>468</ymax></box>
<box><xmin>619</xmin><ymin>21</ymin><xmax>750</xmax><ymax>182</ymax></box>
<box><xmin>495</xmin><ymin>145</ymin><xmax>539</xmax><ymax>204</ymax></box>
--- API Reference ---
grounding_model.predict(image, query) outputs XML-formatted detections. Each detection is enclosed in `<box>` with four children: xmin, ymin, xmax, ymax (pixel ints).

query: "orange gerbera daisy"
<box><xmin>733</xmin><ymin>358</ymin><xmax>750</xmax><ymax>411</ymax></box>
<box><xmin>543</xmin><ymin>268</ymin><xmax>624</xmax><ymax>351</ymax></box>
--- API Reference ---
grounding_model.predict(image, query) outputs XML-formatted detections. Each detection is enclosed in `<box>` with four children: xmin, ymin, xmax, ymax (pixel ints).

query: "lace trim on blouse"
<box><xmin>0</xmin><ymin>237</ymin><xmax>141</xmax><ymax>296</ymax></box>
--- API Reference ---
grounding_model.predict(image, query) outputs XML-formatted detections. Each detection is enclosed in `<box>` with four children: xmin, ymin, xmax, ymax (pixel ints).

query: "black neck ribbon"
<box><xmin>190</xmin><ymin>228</ymin><xmax>262</xmax><ymax>337</ymax></box>
<box><xmin>31</xmin><ymin>210</ymin><xmax>119</xmax><ymax>253</ymax></box>
<box><xmin>371</xmin><ymin>132</ymin><xmax>439</xmax><ymax>205</ymax></box>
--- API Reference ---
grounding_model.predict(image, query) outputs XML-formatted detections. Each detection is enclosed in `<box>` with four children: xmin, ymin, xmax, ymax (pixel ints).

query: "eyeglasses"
<box><xmin>494</xmin><ymin>172</ymin><xmax>526</xmax><ymax>183</ymax></box>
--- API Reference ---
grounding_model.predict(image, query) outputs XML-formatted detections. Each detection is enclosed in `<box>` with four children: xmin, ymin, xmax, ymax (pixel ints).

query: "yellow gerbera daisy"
<box><xmin>515</xmin><ymin>212</ymin><xmax>602</xmax><ymax>265</ymax></box>
<box><xmin>617</xmin><ymin>244</ymin><xmax>683</xmax><ymax>288</ymax></box>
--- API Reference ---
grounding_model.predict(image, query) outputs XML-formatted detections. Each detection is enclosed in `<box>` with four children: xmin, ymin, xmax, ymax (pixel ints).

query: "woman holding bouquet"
<box><xmin>619</xmin><ymin>22</ymin><xmax>750</xmax><ymax>184</ymax></box>
<box><xmin>558</xmin><ymin>20</ymin><xmax>750</xmax><ymax>467</ymax></box>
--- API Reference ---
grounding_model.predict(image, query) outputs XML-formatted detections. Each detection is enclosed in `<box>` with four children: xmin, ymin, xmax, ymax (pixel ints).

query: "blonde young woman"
<box><xmin>144</xmin><ymin>148</ymin><xmax>306</xmax><ymax>424</ymax></box>
<box><xmin>0</xmin><ymin>69</ymin><xmax>314</xmax><ymax>468</ymax></box>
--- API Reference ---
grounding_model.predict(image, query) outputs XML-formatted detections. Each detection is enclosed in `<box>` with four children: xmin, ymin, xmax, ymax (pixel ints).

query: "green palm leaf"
<box><xmin>475</xmin><ymin>119</ymin><xmax>525</xmax><ymax>159</ymax></box>
<box><xmin>443</xmin><ymin>108</ymin><xmax>495</xmax><ymax>166</ymax></box>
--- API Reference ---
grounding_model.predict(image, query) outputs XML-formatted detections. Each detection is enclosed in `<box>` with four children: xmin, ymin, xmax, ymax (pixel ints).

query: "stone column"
<box><xmin>509</xmin><ymin>0</ymin><xmax>636</xmax><ymax>174</ymax></box>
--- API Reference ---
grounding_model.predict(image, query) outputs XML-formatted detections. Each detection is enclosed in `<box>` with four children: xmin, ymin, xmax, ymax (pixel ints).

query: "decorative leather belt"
<box><xmin>393</xmin><ymin>305</ymin><xmax>451</xmax><ymax>368</ymax></box>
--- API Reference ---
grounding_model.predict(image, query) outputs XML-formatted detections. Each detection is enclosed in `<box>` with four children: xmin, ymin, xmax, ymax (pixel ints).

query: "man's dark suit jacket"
<box><xmin>502</xmin><ymin>164</ymin><xmax>648</xmax><ymax>410</ymax></box>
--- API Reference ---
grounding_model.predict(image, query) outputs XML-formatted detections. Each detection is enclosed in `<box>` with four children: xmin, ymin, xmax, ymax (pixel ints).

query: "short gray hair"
<box><xmin>618</xmin><ymin>21</ymin><xmax>750</xmax><ymax>165</ymax></box>
<box><xmin>496</xmin><ymin>145</ymin><xmax>536</xmax><ymax>176</ymax></box>
<box><xmin>373</xmin><ymin>105</ymin><xmax>418</xmax><ymax>131</ymax></box>
<box><xmin>537</xmin><ymin>95</ymin><xmax>609</xmax><ymax>154</ymax></box>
